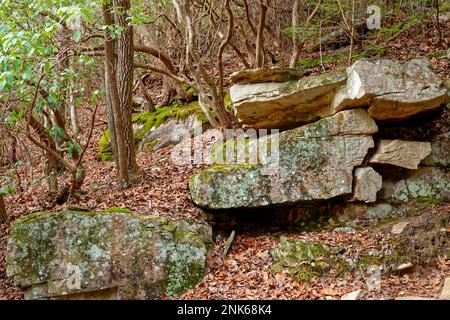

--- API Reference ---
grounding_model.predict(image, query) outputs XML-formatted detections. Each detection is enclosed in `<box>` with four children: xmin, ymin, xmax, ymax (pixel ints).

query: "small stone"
<box><xmin>341</xmin><ymin>289</ymin><xmax>367</xmax><ymax>300</ymax></box>
<box><xmin>396</xmin><ymin>262</ymin><xmax>413</xmax><ymax>272</ymax></box>
<box><xmin>369</xmin><ymin>140</ymin><xmax>432</xmax><ymax>170</ymax></box>
<box><xmin>351</xmin><ymin>167</ymin><xmax>382</xmax><ymax>203</ymax></box>
<box><xmin>391</xmin><ymin>221</ymin><xmax>409</xmax><ymax>235</ymax></box>
<box><xmin>439</xmin><ymin>277</ymin><xmax>450</xmax><ymax>300</ymax></box>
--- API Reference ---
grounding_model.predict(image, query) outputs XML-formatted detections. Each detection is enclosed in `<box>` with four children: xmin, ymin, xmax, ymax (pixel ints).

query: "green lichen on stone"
<box><xmin>6</xmin><ymin>210</ymin><xmax>212</xmax><ymax>300</ymax></box>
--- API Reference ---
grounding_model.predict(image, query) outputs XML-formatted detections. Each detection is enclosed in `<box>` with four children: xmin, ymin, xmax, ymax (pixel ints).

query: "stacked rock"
<box><xmin>190</xmin><ymin>60</ymin><xmax>450</xmax><ymax>211</ymax></box>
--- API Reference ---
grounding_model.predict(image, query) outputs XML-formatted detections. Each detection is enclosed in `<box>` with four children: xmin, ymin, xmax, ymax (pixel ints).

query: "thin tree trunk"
<box><xmin>255</xmin><ymin>2</ymin><xmax>268</xmax><ymax>68</ymax></box>
<box><xmin>68</xmin><ymin>85</ymin><xmax>81</xmax><ymax>137</ymax></box>
<box><xmin>289</xmin><ymin>0</ymin><xmax>300</xmax><ymax>68</ymax></box>
<box><xmin>114</xmin><ymin>0</ymin><xmax>139</xmax><ymax>176</ymax></box>
<box><xmin>0</xmin><ymin>194</ymin><xmax>6</xmax><ymax>224</ymax></box>
<box><xmin>103</xmin><ymin>2</ymin><xmax>129</xmax><ymax>186</ymax></box>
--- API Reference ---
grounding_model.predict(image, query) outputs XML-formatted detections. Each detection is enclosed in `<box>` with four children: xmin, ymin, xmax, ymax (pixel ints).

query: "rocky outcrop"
<box><xmin>333</xmin><ymin>59</ymin><xmax>448</xmax><ymax>120</ymax></box>
<box><xmin>230</xmin><ymin>71</ymin><xmax>346</xmax><ymax>129</ymax></box>
<box><xmin>369</xmin><ymin>140</ymin><xmax>432</xmax><ymax>170</ymax></box>
<box><xmin>190</xmin><ymin>58</ymin><xmax>449</xmax><ymax>214</ymax></box>
<box><xmin>6</xmin><ymin>210</ymin><xmax>212</xmax><ymax>300</ymax></box>
<box><xmin>190</xmin><ymin>109</ymin><xmax>377</xmax><ymax>209</ymax></box>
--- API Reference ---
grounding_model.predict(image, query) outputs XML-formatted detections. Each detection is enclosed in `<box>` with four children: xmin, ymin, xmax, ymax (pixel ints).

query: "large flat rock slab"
<box><xmin>6</xmin><ymin>210</ymin><xmax>212</xmax><ymax>300</ymax></box>
<box><xmin>333</xmin><ymin>59</ymin><xmax>448</xmax><ymax>120</ymax></box>
<box><xmin>369</xmin><ymin>140</ymin><xmax>431</xmax><ymax>169</ymax></box>
<box><xmin>230</xmin><ymin>67</ymin><xmax>303</xmax><ymax>85</ymax></box>
<box><xmin>230</xmin><ymin>71</ymin><xmax>346</xmax><ymax>129</ymax></box>
<box><xmin>190</xmin><ymin>109</ymin><xmax>377</xmax><ymax>210</ymax></box>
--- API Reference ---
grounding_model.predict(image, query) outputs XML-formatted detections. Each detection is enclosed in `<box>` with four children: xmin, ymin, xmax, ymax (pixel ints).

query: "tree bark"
<box><xmin>0</xmin><ymin>194</ymin><xmax>6</xmax><ymax>224</ymax></box>
<box><xmin>68</xmin><ymin>85</ymin><xmax>81</xmax><ymax>137</ymax></box>
<box><xmin>113</xmin><ymin>0</ymin><xmax>139</xmax><ymax>176</ymax></box>
<box><xmin>255</xmin><ymin>2</ymin><xmax>268</xmax><ymax>68</ymax></box>
<box><xmin>103</xmin><ymin>2</ymin><xmax>130</xmax><ymax>186</ymax></box>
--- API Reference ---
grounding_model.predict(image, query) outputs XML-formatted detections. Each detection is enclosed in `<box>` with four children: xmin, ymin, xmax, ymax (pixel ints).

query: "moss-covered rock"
<box><xmin>6</xmin><ymin>210</ymin><xmax>212</xmax><ymax>300</ymax></box>
<box><xmin>97</xmin><ymin>100</ymin><xmax>207</xmax><ymax>161</ymax></box>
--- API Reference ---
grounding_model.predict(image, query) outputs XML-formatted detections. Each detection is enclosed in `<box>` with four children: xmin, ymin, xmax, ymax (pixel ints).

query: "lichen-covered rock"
<box><xmin>421</xmin><ymin>132</ymin><xmax>450</xmax><ymax>167</ymax></box>
<box><xmin>333</xmin><ymin>59</ymin><xmax>448</xmax><ymax>120</ymax></box>
<box><xmin>230</xmin><ymin>67</ymin><xmax>303</xmax><ymax>85</ymax></box>
<box><xmin>6</xmin><ymin>210</ymin><xmax>212</xmax><ymax>300</ymax></box>
<box><xmin>380</xmin><ymin>167</ymin><xmax>450</xmax><ymax>202</ymax></box>
<box><xmin>230</xmin><ymin>71</ymin><xmax>346</xmax><ymax>129</ymax></box>
<box><xmin>190</xmin><ymin>109</ymin><xmax>377</xmax><ymax>209</ymax></box>
<box><xmin>369</xmin><ymin>140</ymin><xmax>432</xmax><ymax>170</ymax></box>
<box><xmin>351</xmin><ymin>167</ymin><xmax>382</xmax><ymax>203</ymax></box>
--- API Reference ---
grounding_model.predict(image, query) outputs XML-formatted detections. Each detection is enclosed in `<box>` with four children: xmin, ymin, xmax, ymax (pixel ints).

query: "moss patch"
<box><xmin>271</xmin><ymin>238</ymin><xmax>350</xmax><ymax>283</ymax></box>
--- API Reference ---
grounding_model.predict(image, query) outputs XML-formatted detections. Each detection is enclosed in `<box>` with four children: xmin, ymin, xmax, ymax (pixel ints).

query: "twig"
<box><xmin>223</xmin><ymin>230</ymin><xmax>236</xmax><ymax>256</ymax></box>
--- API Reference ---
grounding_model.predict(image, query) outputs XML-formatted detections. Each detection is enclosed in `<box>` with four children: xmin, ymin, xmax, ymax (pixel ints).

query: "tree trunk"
<box><xmin>68</xmin><ymin>85</ymin><xmax>81</xmax><ymax>137</ymax></box>
<box><xmin>255</xmin><ymin>2</ymin><xmax>268</xmax><ymax>68</ymax></box>
<box><xmin>103</xmin><ymin>2</ymin><xmax>130</xmax><ymax>186</ymax></box>
<box><xmin>289</xmin><ymin>0</ymin><xmax>300</xmax><ymax>69</ymax></box>
<box><xmin>114</xmin><ymin>0</ymin><xmax>139</xmax><ymax>176</ymax></box>
<box><xmin>0</xmin><ymin>194</ymin><xmax>6</xmax><ymax>224</ymax></box>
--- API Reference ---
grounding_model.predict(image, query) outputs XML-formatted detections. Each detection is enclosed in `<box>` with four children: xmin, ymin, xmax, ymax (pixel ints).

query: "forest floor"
<box><xmin>1</xmin><ymin>17</ymin><xmax>449</xmax><ymax>300</ymax></box>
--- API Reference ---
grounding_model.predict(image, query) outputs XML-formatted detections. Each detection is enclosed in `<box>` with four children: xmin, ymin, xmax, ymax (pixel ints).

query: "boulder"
<box><xmin>230</xmin><ymin>71</ymin><xmax>346</xmax><ymax>129</ymax></box>
<box><xmin>351</xmin><ymin>167</ymin><xmax>382</xmax><ymax>203</ymax></box>
<box><xmin>369</xmin><ymin>140</ymin><xmax>431</xmax><ymax>170</ymax></box>
<box><xmin>190</xmin><ymin>109</ymin><xmax>377</xmax><ymax>210</ymax></box>
<box><xmin>230</xmin><ymin>67</ymin><xmax>303</xmax><ymax>85</ymax></box>
<box><xmin>421</xmin><ymin>132</ymin><xmax>450</xmax><ymax>167</ymax></box>
<box><xmin>333</xmin><ymin>59</ymin><xmax>448</xmax><ymax>120</ymax></box>
<box><xmin>6</xmin><ymin>210</ymin><xmax>212</xmax><ymax>300</ymax></box>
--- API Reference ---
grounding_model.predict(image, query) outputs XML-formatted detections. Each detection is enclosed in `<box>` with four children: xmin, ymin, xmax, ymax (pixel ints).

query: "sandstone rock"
<box><xmin>421</xmin><ymin>132</ymin><xmax>450</xmax><ymax>167</ymax></box>
<box><xmin>369</xmin><ymin>140</ymin><xmax>431</xmax><ymax>170</ymax></box>
<box><xmin>440</xmin><ymin>277</ymin><xmax>450</xmax><ymax>300</ymax></box>
<box><xmin>333</xmin><ymin>59</ymin><xmax>448</xmax><ymax>120</ymax></box>
<box><xmin>341</xmin><ymin>289</ymin><xmax>367</xmax><ymax>300</ymax></box>
<box><xmin>191</xmin><ymin>109</ymin><xmax>376</xmax><ymax>209</ymax></box>
<box><xmin>6</xmin><ymin>210</ymin><xmax>212</xmax><ymax>300</ymax></box>
<box><xmin>230</xmin><ymin>67</ymin><xmax>303</xmax><ymax>85</ymax></box>
<box><xmin>230</xmin><ymin>71</ymin><xmax>346</xmax><ymax>129</ymax></box>
<box><xmin>351</xmin><ymin>167</ymin><xmax>382</xmax><ymax>203</ymax></box>
<box><xmin>380</xmin><ymin>167</ymin><xmax>450</xmax><ymax>202</ymax></box>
